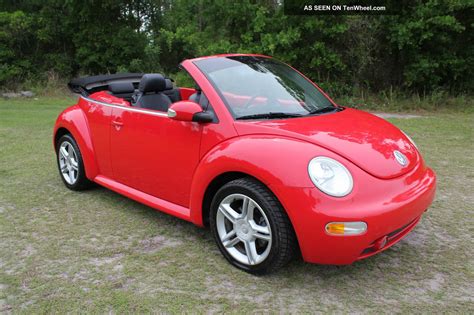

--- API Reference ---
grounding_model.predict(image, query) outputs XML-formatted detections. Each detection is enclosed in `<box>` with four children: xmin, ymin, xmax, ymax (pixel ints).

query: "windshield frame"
<box><xmin>192</xmin><ymin>56</ymin><xmax>339</xmax><ymax>121</ymax></box>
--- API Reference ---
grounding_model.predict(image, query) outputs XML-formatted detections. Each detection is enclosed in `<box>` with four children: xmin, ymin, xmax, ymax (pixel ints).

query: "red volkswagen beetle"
<box><xmin>54</xmin><ymin>54</ymin><xmax>436</xmax><ymax>274</ymax></box>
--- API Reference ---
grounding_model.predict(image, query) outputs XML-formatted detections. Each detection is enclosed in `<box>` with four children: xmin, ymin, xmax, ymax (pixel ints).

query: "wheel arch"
<box><xmin>53</xmin><ymin>105</ymin><xmax>98</xmax><ymax>180</ymax></box>
<box><xmin>54</xmin><ymin>127</ymin><xmax>71</xmax><ymax>149</ymax></box>
<box><xmin>201</xmin><ymin>171</ymin><xmax>256</xmax><ymax>227</ymax></box>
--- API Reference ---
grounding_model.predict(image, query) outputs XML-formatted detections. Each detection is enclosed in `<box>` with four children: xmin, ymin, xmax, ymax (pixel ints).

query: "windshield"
<box><xmin>193</xmin><ymin>56</ymin><xmax>337</xmax><ymax>120</ymax></box>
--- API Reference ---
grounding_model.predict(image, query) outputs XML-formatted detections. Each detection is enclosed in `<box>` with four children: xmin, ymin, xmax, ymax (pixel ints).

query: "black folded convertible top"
<box><xmin>68</xmin><ymin>73</ymin><xmax>144</xmax><ymax>95</ymax></box>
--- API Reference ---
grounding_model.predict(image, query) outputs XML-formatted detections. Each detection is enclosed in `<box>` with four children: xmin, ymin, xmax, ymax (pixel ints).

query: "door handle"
<box><xmin>112</xmin><ymin>120</ymin><xmax>123</xmax><ymax>130</ymax></box>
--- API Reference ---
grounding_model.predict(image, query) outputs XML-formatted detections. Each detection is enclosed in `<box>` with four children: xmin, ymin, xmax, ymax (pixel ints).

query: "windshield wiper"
<box><xmin>236</xmin><ymin>112</ymin><xmax>304</xmax><ymax>120</ymax></box>
<box><xmin>307</xmin><ymin>106</ymin><xmax>343</xmax><ymax>115</ymax></box>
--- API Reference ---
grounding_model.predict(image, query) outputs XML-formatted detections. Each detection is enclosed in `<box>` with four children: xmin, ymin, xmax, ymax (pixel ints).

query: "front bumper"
<box><xmin>271</xmin><ymin>165</ymin><xmax>436</xmax><ymax>265</ymax></box>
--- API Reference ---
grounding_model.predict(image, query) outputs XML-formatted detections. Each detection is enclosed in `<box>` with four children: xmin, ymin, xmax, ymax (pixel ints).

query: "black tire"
<box><xmin>56</xmin><ymin>134</ymin><xmax>93</xmax><ymax>191</ymax></box>
<box><xmin>210</xmin><ymin>177</ymin><xmax>297</xmax><ymax>274</ymax></box>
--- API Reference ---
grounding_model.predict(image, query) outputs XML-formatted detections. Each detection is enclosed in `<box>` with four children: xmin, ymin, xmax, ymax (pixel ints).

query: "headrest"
<box><xmin>165</xmin><ymin>79</ymin><xmax>173</xmax><ymax>90</ymax></box>
<box><xmin>108</xmin><ymin>82</ymin><xmax>135</xmax><ymax>94</ymax></box>
<box><xmin>139</xmin><ymin>74</ymin><xmax>166</xmax><ymax>93</ymax></box>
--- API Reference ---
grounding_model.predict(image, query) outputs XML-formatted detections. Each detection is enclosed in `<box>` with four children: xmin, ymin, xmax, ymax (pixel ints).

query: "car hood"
<box><xmin>233</xmin><ymin>108</ymin><xmax>420</xmax><ymax>179</ymax></box>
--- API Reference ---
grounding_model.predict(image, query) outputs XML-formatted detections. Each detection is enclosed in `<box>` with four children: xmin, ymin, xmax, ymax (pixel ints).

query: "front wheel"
<box><xmin>56</xmin><ymin>134</ymin><xmax>92</xmax><ymax>191</ymax></box>
<box><xmin>210</xmin><ymin>178</ymin><xmax>297</xmax><ymax>274</ymax></box>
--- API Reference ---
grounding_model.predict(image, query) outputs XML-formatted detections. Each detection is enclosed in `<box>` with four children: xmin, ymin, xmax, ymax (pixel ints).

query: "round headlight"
<box><xmin>308</xmin><ymin>157</ymin><xmax>353</xmax><ymax>197</ymax></box>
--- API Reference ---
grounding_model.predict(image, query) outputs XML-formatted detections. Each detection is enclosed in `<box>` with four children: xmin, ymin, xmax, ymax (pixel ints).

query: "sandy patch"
<box><xmin>89</xmin><ymin>253</ymin><xmax>124</xmax><ymax>267</ymax></box>
<box><xmin>137</xmin><ymin>235</ymin><xmax>182</xmax><ymax>254</ymax></box>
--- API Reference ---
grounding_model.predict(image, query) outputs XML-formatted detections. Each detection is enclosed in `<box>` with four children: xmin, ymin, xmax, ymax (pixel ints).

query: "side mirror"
<box><xmin>167</xmin><ymin>101</ymin><xmax>213</xmax><ymax>123</ymax></box>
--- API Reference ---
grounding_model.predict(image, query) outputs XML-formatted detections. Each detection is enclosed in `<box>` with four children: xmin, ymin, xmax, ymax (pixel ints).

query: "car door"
<box><xmin>109</xmin><ymin>105</ymin><xmax>202</xmax><ymax>208</ymax></box>
<box><xmin>79</xmin><ymin>97</ymin><xmax>114</xmax><ymax>177</ymax></box>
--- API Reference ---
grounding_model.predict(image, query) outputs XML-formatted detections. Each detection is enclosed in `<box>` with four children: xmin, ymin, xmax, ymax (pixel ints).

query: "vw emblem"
<box><xmin>394</xmin><ymin>150</ymin><xmax>408</xmax><ymax>166</ymax></box>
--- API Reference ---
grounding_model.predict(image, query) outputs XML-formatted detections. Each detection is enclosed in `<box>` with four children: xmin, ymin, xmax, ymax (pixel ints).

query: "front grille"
<box><xmin>360</xmin><ymin>217</ymin><xmax>419</xmax><ymax>256</ymax></box>
<box><xmin>386</xmin><ymin>221</ymin><xmax>413</xmax><ymax>239</ymax></box>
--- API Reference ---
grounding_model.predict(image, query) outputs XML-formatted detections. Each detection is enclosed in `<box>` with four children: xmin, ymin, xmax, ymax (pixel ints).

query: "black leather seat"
<box><xmin>108</xmin><ymin>82</ymin><xmax>135</xmax><ymax>100</ymax></box>
<box><xmin>163</xmin><ymin>79</ymin><xmax>181</xmax><ymax>103</ymax></box>
<box><xmin>189</xmin><ymin>89</ymin><xmax>209</xmax><ymax>110</ymax></box>
<box><xmin>131</xmin><ymin>74</ymin><xmax>172</xmax><ymax>111</ymax></box>
<box><xmin>189</xmin><ymin>91</ymin><xmax>201</xmax><ymax>103</ymax></box>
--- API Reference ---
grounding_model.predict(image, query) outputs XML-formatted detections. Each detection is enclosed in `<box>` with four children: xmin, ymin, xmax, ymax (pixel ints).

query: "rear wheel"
<box><xmin>210</xmin><ymin>178</ymin><xmax>296</xmax><ymax>274</ymax></box>
<box><xmin>56</xmin><ymin>134</ymin><xmax>92</xmax><ymax>190</ymax></box>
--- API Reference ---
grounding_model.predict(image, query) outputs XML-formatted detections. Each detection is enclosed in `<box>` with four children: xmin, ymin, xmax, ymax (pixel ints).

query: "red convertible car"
<box><xmin>54</xmin><ymin>54</ymin><xmax>436</xmax><ymax>274</ymax></box>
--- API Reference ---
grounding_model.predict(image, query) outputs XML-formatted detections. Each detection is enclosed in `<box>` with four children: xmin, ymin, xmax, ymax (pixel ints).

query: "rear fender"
<box><xmin>53</xmin><ymin>105</ymin><xmax>98</xmax><ymax>180</ymax></box>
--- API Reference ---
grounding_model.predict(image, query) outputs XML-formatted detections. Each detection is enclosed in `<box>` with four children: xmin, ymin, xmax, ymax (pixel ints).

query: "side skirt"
<box><xmin>94</xmin><ymin>175</ymin><xmax>192</xmax><ymax>222</ymax></box>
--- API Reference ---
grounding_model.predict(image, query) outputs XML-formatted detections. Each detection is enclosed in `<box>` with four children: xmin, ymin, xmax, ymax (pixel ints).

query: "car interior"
<box><xmin>105</xmin><ymin>73</ymin><xmax>206</xmax><ymax>113</ymax></box>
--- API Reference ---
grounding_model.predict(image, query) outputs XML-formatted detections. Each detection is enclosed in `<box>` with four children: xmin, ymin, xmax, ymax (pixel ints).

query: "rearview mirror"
<box><xmin>167</xmin><ymin>101</ymin><xmax>213</xmax><ymax>123</ymax></box>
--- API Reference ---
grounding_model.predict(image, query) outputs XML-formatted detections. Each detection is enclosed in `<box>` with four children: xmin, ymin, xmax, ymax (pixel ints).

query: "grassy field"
<box><xmin>0</xmin><ymin>97</ymin><xmax>473</xmax><ymax>313</ymax></box>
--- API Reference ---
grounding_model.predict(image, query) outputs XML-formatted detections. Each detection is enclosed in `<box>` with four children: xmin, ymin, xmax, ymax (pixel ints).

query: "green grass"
<box><xmin>335</xmin><ymin>92</ymin><xmax>474</xmax><ymax>112</ymax></box>
<box><xmin>1</xmin><ymin>97</ymin><xmax>473</xmax><ymax>313</ymax></box>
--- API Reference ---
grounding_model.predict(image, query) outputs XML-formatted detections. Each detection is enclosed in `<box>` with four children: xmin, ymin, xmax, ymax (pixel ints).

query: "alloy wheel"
<box><xmin>216</xmin><ymin>193</ymin><xmax>272</xmax><ymax>265</ymax></box>
<box><xmin>58</xmin><ymin>141</ymin><xmax>79</xmax><ymax>185</ymax></box>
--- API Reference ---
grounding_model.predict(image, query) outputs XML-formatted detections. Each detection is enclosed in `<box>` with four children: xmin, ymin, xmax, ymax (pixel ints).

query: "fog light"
<box><xmin>325</xmin><ymin>222</ymin><xmax>367</xmax><ymax>236</ymax></box>
<box><xmin>374</xmin><ymin>236</ymin><xmax>388</xmax><ymax>250</ymax></box>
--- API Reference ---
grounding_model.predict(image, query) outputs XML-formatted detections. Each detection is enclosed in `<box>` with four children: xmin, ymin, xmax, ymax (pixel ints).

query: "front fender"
<box><xmin>53</xmin><ymin>105</ymin><xmax>98</xmax><ymax>180</ymax></box>
<box><xmin>189</xmin><ymin>135</ymin><xmax>327</xmax><ymax>225</ymax></box>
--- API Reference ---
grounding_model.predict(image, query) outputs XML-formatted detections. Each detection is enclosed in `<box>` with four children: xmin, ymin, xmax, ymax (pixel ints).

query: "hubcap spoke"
<box><xmin>69</xmin><ymin>169</ymin><xmax>75</xmax><ymax>182</ymax></box>
<box><xmin>67</xmin><ymin>144</ymin><xmax>74</xmax><ymax>157</ymax></box>
<box><xmin>241</xmin><ymin>196</ymin><xmax>250</xmax><ymax>218</ymax></box>
<box><xmin>224</xmin><ymin>237</ymin><xmax>240</xmax><ymax>248</ymax></box>
<box><xmin>253</xmin><ymin>232</ymin><xmax>271</xmax><ymax>241</ymax></box>
<box><xmin>70</xmin><ymin>159</ymin><xmax>79</xmax><ymax>171</ymax></box>
<box><xmin>244</xmin><ymin>240</ymin><xmax>259</xmax><ymax>265</ymax></box>
<box><xmin>222</xmin><ymin>230</ymin><xmax>240</xmax><ymax>248</ymax></box>
<box><xmin>249</xmin><ymin>221</ymin><xmax>271</xmax><ymax>241</ymax></box>
<box><xmin>222</xmin><ymin>229</ymin><xmax>236</xmax><ymax>242</ymax></box>
<box><xmin>218</xmin><ymin>203</ymin><xmax>239</xmax><ymax>224</ymax></box>
<box><xmin>60</xmin><ymin>146</ymin><xmax>69</xmax><ymax>159</ymax></box>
